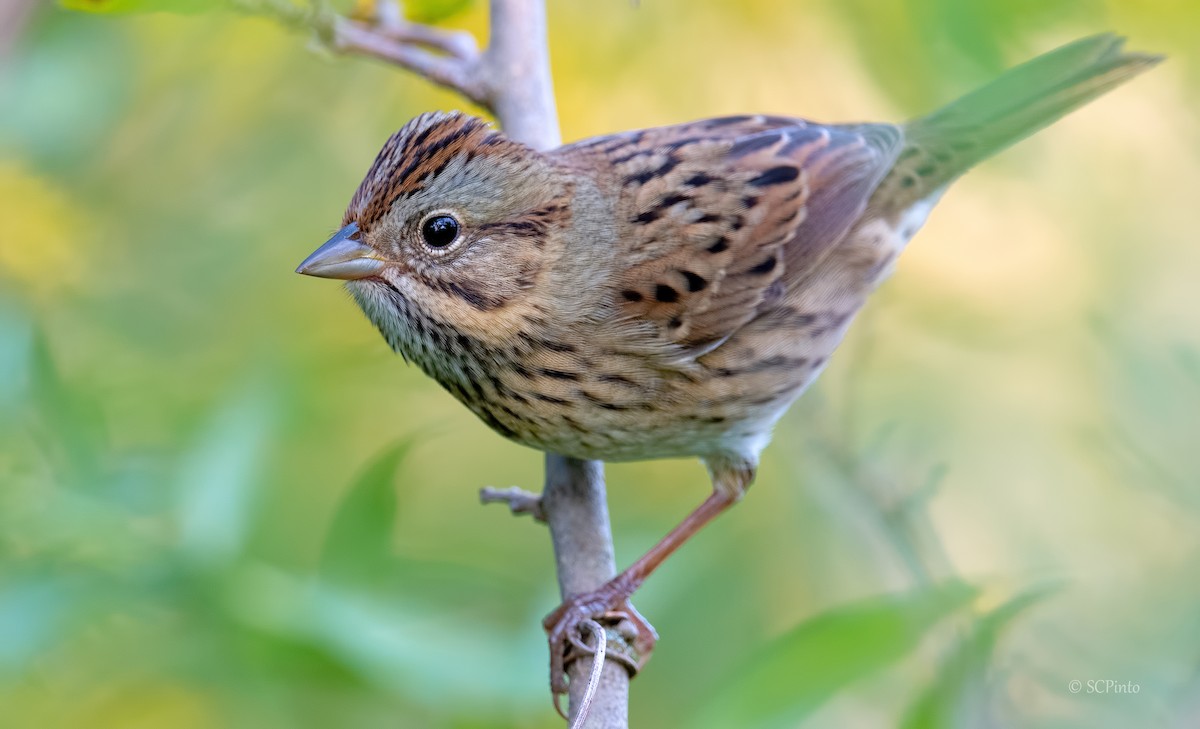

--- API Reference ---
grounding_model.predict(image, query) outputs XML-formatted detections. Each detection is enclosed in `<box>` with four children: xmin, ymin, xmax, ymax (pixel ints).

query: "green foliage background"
<box><xmin>2</xmin><ymin>1</ymin><xmax>1198</xmax><ymax>727</ymax></box>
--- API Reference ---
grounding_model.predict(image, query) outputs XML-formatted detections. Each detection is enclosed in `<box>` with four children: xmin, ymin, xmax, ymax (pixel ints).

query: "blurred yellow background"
<box><xmin>1</xmin><ymin>1</ymin><xmax>1197</xmax><ymax>727</ymax></box>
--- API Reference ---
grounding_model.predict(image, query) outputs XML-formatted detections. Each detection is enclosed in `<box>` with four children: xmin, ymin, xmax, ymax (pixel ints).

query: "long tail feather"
<box><xmin>875</xmin><ymin>34</ymin><xmax>1162</xmax><ymax>212</ymax></box>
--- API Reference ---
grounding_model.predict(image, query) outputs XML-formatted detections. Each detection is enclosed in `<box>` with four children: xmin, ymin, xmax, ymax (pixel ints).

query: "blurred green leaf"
<box><xmin>176</xmin><ymin>380</ymin><xmax>278</xmax><ymax>568</ymax></box>
<box><xmin>60</xmin><ymin>0</ymin><xmax>215</xmax><ymax>13</ymax></box>
<box><xmin>901</xmin><ymin>586</ymin><xmax>1056</xmax><ymax>729</ymax></box>
<box><xmin>221</xmin><ymin>565</ymin><xmax>543</xmax><ymax>709</ymax></box>
<box><xmin>319</xmin><ymin>441</ymin><xmax>410</xmax><ymax>585</ymax></box>
<box><xmin>697</xmin><ymin>581</ymin><xmax>978</xmax><ymax>729</ymax></box>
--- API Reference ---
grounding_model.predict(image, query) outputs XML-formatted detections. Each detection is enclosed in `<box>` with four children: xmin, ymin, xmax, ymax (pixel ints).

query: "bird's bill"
<box><xmin>295</xmin><ymin>222</ymin><xmax>384</xmax><ymax>280</ymax></box>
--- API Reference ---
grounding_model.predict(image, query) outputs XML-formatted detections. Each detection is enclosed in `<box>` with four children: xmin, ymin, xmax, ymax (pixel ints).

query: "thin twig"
<box><xmin>230</xmin><ymin>0</ymin><xmax>493</xmax><ymax>108</ymax></box>
<box><xmin>331</xmin><ymin>18</ymin><xmax>490</xmax><ymax>106</ymax></box>
<box><xmin>479</xmin><ymin>485</ymin><xmax>546</xmax><ymax>521</ymax></box>
<box><xmin>376</xmin><ymin>20</ymin><xmax>479</xmax><ymax>60</ymax></box>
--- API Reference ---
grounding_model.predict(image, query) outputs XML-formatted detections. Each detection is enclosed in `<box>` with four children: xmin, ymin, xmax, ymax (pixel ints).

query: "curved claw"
<box><xmin>567</xmin><ymin>628</ymin><xmax>596</xmax><ymax>657</ymax></box>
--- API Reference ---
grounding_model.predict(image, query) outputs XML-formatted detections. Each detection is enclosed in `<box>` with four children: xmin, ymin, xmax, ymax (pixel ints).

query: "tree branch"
<box><xmin>231</xmin><ymin>0</ymin><xmax>490</xmax><ymax>106</ymax></box>
<box><xmin>541</xmin><ymin>456</ymin><xmax>627</xmax><ymax>728</ymax></box>
<box><xmin>331</xmin><ymin>18</ymin><xmax>490</xmax><ymax>106</ymax></box>
<box><xmin>477</xmin><ymin>0</ymin><xmax>560</xmax><ymax>149</ymax></box>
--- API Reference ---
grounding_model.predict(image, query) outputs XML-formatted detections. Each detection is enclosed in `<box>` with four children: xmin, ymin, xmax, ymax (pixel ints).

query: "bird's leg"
<box><xmin>543</xmin><ymin>461</ymin><xmax>753</xmax><ymax>697</ymax></box>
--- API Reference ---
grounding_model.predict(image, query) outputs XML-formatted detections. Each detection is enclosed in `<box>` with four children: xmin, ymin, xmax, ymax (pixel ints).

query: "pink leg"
<box><xmin>542</xmin><ymin>489</ymin><xmax>740</xmax><ymax>697</ymax></box>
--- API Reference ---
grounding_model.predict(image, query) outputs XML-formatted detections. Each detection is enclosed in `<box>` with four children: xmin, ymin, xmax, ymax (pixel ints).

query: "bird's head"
<box><xmin>297</xmin><ymin>112</ymin><xmax>571</xmax><ymax>355</ymax></box>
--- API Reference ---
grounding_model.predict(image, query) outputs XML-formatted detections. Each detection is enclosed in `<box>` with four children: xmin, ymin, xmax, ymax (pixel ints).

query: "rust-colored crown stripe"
<box><xmin>346</xmin><ymin>112</ymin><xmax>501</xmax><ymax>230</ymax></box>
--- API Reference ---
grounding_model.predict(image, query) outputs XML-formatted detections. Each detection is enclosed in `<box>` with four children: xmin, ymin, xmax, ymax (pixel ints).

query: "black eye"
<box><xmin>421</xmin><ymin>215</ymin><xmax>460</xmax><ymax>248</ymax></box>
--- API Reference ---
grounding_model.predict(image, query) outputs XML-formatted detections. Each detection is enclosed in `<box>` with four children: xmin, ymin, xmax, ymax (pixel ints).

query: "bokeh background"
<box><xmin>2</xmin><ymin>0</ymin><xmax>1198</xmax><ymax>727</ymax></box>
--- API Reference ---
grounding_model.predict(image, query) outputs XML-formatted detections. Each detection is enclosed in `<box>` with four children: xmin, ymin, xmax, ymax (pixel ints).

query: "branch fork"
<box><xmin>331</xmin><ymin>12</ymin><xmax>492</xmax><ymax>107</ymax></box>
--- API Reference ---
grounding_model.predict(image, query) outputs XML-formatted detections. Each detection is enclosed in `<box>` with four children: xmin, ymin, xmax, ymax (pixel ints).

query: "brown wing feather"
<box><xmin>784</xmin><ymin>123</ymin><xmax>903</xmax><ymax>277</ymax></box>
<box><xmin>558</xmin><ymin>116</ymin><xmax>901</xmax><ymax>361</ymax></box>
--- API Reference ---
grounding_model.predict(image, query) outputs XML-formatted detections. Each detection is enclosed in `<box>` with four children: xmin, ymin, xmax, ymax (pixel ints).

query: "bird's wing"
<box><xmin>558</xmin><ymin>116</ymin><xmax>901</xmax><ymax>362</ymax></box>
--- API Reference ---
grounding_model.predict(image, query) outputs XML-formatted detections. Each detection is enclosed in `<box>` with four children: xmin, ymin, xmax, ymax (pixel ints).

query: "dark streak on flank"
<box><xmin>580</xmin><ymin>390</ymin><xmax>629</xmax><ymax>411</ymax></box>
<box><xmin>496</xmin><ymin>403</ymin><xmax>528</xmax><ymax>424</ymax></box>
<box><xmin>561</xmin><ymin>414</ymin><xmax>587</xmax><ymax>433</ymax></box>
<box><xmin>747</xmin><ymin>355</ymin><xmax>807</xmax><ymax>374</ymax></box>
<box><xmin>598</xmin><ymin>373</ymin><xmax>643</xmax><ymax>389</ymax></box>
<box><xmin>516</xmin><ymin>331</ymin><xmax>577</xmax><ymax>353</ymax></box>
<box><xmin>475</xmin><ymin>406</ymin><xmax>517</xmax><ymax>439</ymax></box>
<box><xmin>540</xmin><ymin>339</ymin><xmax>577</xmax><ymax>353</ymax></box>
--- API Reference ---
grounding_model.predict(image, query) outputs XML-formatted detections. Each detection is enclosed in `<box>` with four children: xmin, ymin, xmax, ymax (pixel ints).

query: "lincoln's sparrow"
<box><xmin>298</xmin><ymin>35</ymin><xmax>1158</xmax><ymax>695</ymax></box>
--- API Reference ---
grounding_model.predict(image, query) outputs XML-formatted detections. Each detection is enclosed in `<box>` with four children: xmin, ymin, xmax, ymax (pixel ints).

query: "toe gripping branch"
<box><xmin>550</xmin><ymin>604</ymin><xmax>656</xmax><ymax>721</ymax></box>
<box><xmin>562</xmin><ymin>612</ymin><xmax>646</xmax><ymax>678</ymax></box>
<box><xmin>544</xmin><ymin>583</ymin><xmax>659</xmax><ymax>714</ymax></box>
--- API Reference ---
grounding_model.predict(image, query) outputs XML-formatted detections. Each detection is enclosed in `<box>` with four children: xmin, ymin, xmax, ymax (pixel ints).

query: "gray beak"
<box><xmin>296</xmin><ymin>222</ymin><xmax>384</xmax><ymax>280</ymax></box>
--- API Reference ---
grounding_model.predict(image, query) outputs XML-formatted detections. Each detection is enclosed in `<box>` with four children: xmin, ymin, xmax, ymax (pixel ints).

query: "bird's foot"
<box><xmin>543</xmin><ymin>580</ymin><xmax>658</xmax><ymax>700</ymax></box>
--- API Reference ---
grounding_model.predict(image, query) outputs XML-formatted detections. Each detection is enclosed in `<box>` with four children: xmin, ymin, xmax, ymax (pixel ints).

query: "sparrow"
<box><xmin>296</xmin><ymin>34</ymin><xmax>1160</xmax><ymax>696</ymax></box>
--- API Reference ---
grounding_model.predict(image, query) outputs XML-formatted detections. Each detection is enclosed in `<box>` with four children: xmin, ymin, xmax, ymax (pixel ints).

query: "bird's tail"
<box><xmin>877</xmin><ymin>34</ymin><xmax>1162</xmax><ymax>212</ymax></box>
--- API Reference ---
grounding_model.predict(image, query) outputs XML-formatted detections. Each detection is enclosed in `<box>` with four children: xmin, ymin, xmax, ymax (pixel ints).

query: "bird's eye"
<box><xmin>421</xmin><ymin>214</ymin><xmax>460</xmax><ymax>249</ymax></box>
